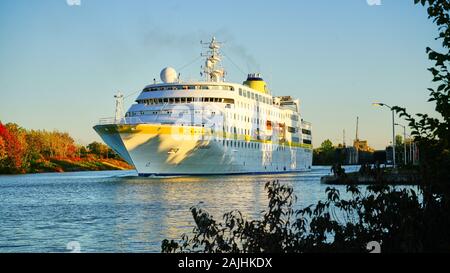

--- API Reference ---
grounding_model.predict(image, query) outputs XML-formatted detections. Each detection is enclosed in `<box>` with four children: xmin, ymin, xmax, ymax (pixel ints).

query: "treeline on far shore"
<box><xmin>313</xmin><ymin>139</ymin><xmax>363</xmax><ymax>166</ymax></box>
<box><xmin>313</xmin><ymin>139</ymin><xmax>404</xmax><ymax>166</ymax></box>
<box><xmin>0</xmin><ymin>122</ymin><xmax>133</xmax><ymax>174</ymax></box>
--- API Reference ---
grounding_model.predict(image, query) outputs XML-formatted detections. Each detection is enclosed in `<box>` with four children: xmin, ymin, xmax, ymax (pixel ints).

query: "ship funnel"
<box><xmin>243</xmin><ymin>73</ymin><xmax>268</xmax><ymax>94</ymax></box>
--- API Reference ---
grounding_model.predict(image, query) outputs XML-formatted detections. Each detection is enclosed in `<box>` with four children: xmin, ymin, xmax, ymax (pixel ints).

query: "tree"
<box><xmin>0</xmin><ymin>122</ymin><xmax>26</xmax><ymax>173</ymax></box>
<box><xmin>0</xmin><ymin>136</ymin><xmax>7</xmax><ymax>162</ymax></box>
<box><xmin>78</xmin><ymin>145</ymin><xmax>89</xmax><ymax>158</ymax></box>
<box><xmin>0</xmin><ymin>120</ymin><xmax>131</xmax><ymax>174</ymax></box>
<box><xmin>313</xmin><ymin>140</ymin><xmax>337</xmax><ymax>165</ymax></box>
<box><xmin>25</xmin><ymin>130</ymin><xmax>45</xmax><ymax>162</ymax></box>
<box><xmin>395</xmin><ymin>134</ymin><xmax>403</xmax><ymax>146</ymax></box>
<box><xmin>393</xmin><ymin>0</ymin><xmax>450</xmax><ymax>198</ymax></box>
<box><xmin>87</xmin><ymin>141</ymin><xmax>109</xmax><ymax>158</ymax></box>
<box><xmin>320</xmin><ymin>139</ymin><xmax>334</xmax><ymax>152</ymax></box>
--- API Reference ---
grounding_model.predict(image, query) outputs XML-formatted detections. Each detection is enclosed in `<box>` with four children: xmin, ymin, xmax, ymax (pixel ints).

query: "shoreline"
<box><xmin>321</xmin><ymin>169</ymin><xmax>420</xmax><ymax>185</ymax></box>
<box><xmin>0</xmin><ymin>157</ymin><xmax>134</xmax><ymax>175</ymax></box>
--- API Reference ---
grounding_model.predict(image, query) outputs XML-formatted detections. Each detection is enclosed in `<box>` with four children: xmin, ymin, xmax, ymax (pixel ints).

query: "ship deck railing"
<box><xmin>97</xmin><ymin>117</ymin><xmax>210</xmax><ymax>127</ymax></box>
<box><xmin>97</xmin><ymin>117</ymin><xmax>146</xmax><ymax>125</ymax></box>
<box><xmin>301</xmin><ymin>120</ymin><xmax>312</xmax><ymax>129</ymax></box>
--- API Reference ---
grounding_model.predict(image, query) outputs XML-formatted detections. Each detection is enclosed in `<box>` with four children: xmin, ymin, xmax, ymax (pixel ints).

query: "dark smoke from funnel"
<box><xmin>141</xmin><ymin>26</ymin><xmax>261</xmax><ymax>74</ymax></box>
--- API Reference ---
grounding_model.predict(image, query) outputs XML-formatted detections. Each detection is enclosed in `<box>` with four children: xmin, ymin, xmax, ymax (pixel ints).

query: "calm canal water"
<box><xmin>0</xmin><ymin>166</ymin><xmax>360</xmax><ymax>253</ymax></box>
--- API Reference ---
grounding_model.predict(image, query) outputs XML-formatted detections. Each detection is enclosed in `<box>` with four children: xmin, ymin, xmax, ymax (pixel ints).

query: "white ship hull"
<box><xmin>94</xmin><ymin>123</ymin><xmax>312</xmax><ymax>176</ymax></box>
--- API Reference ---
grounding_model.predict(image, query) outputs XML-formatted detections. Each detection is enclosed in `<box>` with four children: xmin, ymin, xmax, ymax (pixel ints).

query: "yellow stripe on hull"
<box><xmin>95</xmin><ymin>123</ymin><xmax>312</xmax><ymax>149</ymax></box>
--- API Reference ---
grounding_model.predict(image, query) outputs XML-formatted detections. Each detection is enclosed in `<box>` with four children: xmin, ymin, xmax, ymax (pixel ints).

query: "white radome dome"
<box><xmin>160</xmin><ymin>67</ymin><xmax>178</xmax><ymax>83</ymax></box>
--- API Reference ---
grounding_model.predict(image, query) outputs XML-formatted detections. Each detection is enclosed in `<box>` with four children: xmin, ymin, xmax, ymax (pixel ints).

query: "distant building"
<box><xmin>354</xmin><ymin>139</ymin><xmax>374</xmax><ymax>164</ymax></box>
<box><xmin>353</xmin><ymin>139</ymin><xmax>374</xmax><ymax>152</ymax></box>
<box><xmin>334</xmin><ymin>139</ymin><xmax>375</xmax><ymax>165</ymax></box>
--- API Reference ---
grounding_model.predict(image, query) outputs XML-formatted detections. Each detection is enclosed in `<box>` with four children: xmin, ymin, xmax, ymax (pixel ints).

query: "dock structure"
<box><xmin>321</xmin><ymin>169</ymin><xmax>419</xmax><ymax>185</ymax></box>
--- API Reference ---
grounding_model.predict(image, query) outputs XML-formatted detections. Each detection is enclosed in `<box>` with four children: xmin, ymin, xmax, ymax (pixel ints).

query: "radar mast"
<box><xmin>114</xmin><ymin>91</ymin><xmax>124</xmax><ymax>123</ymax></box>
<box><xmin>201</xmin><ymin>37</ymin><xmax>225</xmax><ymax>82</ymax></box>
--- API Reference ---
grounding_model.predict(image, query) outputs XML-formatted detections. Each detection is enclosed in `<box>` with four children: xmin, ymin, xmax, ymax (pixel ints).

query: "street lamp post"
<box><xmin>407</xmin><ymin>133</ymin><xmax>413</xmax><ymax>165</ymax></box>
<box><xmin>401</xmin><ymin>132</ymin><xmax>413</xmax><ymax>165</ymax></box>
<box><xmin>395</xmin><ymin>123</ymin><xmax>407</xmax><ymax>165</ymax></box>
<box><xmin>410</xmin><ymin>137</ymin><xmax>413</xmax><ymax>165</ymax></box>
<box><xmin>373</xmin><ymin>102</ymin><xmax>396</xmax><ymax>169</ymax></box>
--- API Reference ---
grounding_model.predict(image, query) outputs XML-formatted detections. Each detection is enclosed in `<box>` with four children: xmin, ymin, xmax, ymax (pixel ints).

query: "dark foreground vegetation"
<box><xmin>0</xmin><ymin>122</ymin><xmax>133</xmax><ymax>174</ymax></box>
<box><xmin>162</xmin><ymin>0</ymin><xmax>450</xmax><ymax>253</ymax></box>
<box><xmin>163</xmin><ymin>180</ymin><xmax>440</xmax><ymax>253</ymax></box>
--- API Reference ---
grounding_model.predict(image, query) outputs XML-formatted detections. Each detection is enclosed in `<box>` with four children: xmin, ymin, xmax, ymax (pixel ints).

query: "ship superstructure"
<box><xmin>94</xmin><ymin>37</ymin><xmax>312</xmax><ymax>175</ymax></box>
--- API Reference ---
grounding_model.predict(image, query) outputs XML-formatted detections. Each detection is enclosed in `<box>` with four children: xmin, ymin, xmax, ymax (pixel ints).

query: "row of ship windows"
<box><xmin>234</xmin><ymin>101</ymin><xmax>299</xmax><ymax>121</ymax></box>
<box><xmin>144</xmin><ymin>85</ymin><xmax>234</xmax><ymax>92</ymax></box>
<box><xmin>138</xmin><ymin>97</ymin><xmax>234</xmax><ymax>105</ymax></box>
<box><xmin>124</xmin><ymin>112</ymin><xmax>311</xmax><ymax>138</ymax></box>
<box><xmin>140</xmin><ymin>84</ymin><xmax>306</xmax><ymax>128</ymax></box>
<box><xmin>222</xmin><ymin>126</ymin><xmax>299</xmax><ymax>135</ymax></box>
<box><xmin>125</xmin><ymin>110</ymin><xmax>311</xmax><ymax>136</ymax></box>
<box><xmin>137</xmin><ymin>97</ymin><xmax>299</xmax><ymax>122</ymax></box>
<box><xmin>238</xmin><ymin>88</ymin><xmax>271</xmax><ymax>105</ymax></box>
<box><xmin>222</xmin><ymin>125</ymin><xmax>311</xmax><ymax>136</ymax></box>
<box><xmin>224</xmin><ymin>140</ymin><xmax>259</xmax><ymax>149</ymax></box>
<box><xmin>225</xmin><ymin>113</ymin><xmax>296</xmax><ymax>128</ymax></box>
<box><xmin>143</xmin><ymin>84</ymin><xmax>273</xmax><ymax>107</ymax></box>
<box><xmin>127</xmin><ymin>110</ymin><xmax>290</xmax><ymax>130</ymax></box>
<box><xmin>222</xmin><ymin>139</ymin><xmax>311</xmax><ymax>148</ymax></box>
<box><xmin>222</xmin><ymin>140</ymin><xmax>293</xmax><ymax>150</ymax></box>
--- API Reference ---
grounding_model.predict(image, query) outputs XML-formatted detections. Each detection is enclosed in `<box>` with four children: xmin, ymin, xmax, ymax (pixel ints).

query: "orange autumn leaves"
<box><xmin>0</xmin><ymin>121</ymin><xmax>129</xmax><ymax>174</ymax></box>
<box><xmin>0</xmin><ymin>122</ymin><xmax>84</xmax><ymax>174</ymax></box>
<box><xmin>0</xmin><ymin>122</ymin><xmax>26</xmax><ymax>173</ymax></box>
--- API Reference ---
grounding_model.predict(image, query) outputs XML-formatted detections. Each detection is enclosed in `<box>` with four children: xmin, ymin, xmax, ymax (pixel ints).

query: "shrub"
<box><xmin>162</xmin><ymin>180</ymin><xmax>450</xmax><ymax>253</ymax></box>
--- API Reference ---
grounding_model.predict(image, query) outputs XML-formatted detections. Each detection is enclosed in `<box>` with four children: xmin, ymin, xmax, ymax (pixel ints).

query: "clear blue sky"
<box><xmin>0</xmin><ymin>0</ymin><xmax>439</xmax><ymax>149</ymax></box>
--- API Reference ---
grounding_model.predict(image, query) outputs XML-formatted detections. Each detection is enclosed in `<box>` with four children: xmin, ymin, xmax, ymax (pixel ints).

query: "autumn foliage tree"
<box><xmin>0</xmin><ymin>121</ymin><xmax>123</xmax><ymax>174</ymax></box>
<box><xmin>0</xmin><ymin>137</ymin><xmax>6</xmax><ymax>161</ymax></box>
<box><xmin>87</xmin><ymin>141</ymin><xmax>114</xmax><ymax>159</ymax></box>
<box><xmin>0</xmin><ymin>122</ymin><xmax>26</xmax><ymax>173</ymax></box>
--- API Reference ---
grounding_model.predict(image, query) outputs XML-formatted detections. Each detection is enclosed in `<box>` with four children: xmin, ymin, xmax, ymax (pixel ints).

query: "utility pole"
<box><xmin>372</xmin><ymin>103</ymin><xmax>396</xmax><ymax>168</ymax></box>
<box><xmin>343</xmin><ymin>129</ymin><xmax>346</xmax><ymax>147</ymax></box>
<box><xmin>409</xmin><ymin>138</ymin><xmax>413</xmax><ymax>164</ymax></box>
<box><xmin>395</xmin><ymin>123</ymin><xmax>407</xmax><ymax>166</ymax></box>
<box><xmin>354</xmin><ymin>116</ymin><xmax>360</xmax><ymax>165</ymax></box>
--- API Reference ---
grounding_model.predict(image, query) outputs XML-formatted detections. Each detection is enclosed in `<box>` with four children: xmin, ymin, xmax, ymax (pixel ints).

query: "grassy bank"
<box><xmin>26</xmin><ymin>157</ymin><xmax>134</xmax><ymax>174</ymax></box>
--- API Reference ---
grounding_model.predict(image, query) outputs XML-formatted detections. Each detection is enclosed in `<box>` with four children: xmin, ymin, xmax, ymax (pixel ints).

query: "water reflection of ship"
<box><xmin>111</xmin><ymin>175</ymin><xmax>269</xmax><ymax>249</ymax></box>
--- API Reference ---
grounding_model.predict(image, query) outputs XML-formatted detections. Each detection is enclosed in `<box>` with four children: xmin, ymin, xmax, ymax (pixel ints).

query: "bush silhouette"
<box><xmin>162</xmin><ymin>180</ymin><xmax>450</xmax><ymax>253</ymax></box>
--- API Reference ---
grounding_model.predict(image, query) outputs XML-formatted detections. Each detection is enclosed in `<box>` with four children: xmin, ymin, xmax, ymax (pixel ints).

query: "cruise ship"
<box><xmin>94</xmin><ymin>37</ymin><xmax>313</xmax><ymax>176</ymax></box>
